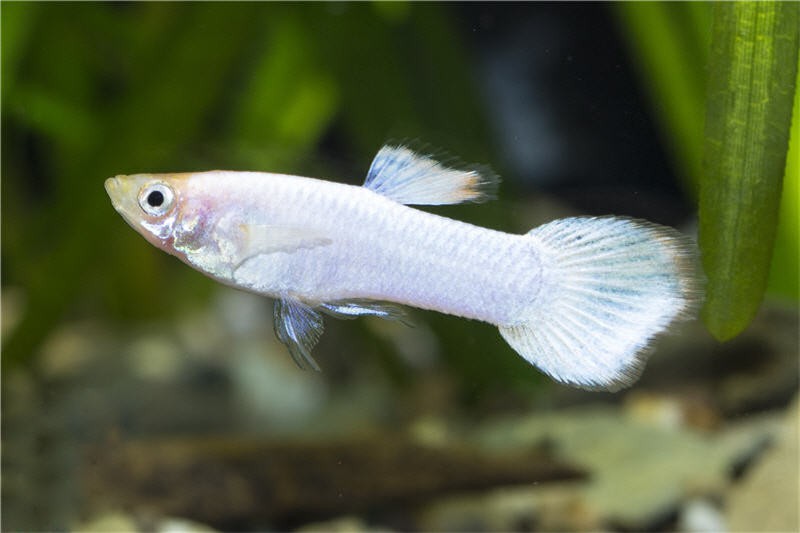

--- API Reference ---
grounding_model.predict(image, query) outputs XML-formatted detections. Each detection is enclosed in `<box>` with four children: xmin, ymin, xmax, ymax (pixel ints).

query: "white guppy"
<box><xmin>105</xmin><ymin>145</ymin><xmax>702</xmax><ymax>390</ymax></box>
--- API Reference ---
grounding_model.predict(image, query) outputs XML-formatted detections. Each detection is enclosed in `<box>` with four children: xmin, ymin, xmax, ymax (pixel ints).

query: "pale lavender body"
<box><xmin>177</xmin><ymin>171</ymin><xmax>542</xmax><ymax>327</ymax></box>
<box><xmin>106</xmin><ymin>144</ymin><xmax>701</xmax><ymax>390</ymax></box>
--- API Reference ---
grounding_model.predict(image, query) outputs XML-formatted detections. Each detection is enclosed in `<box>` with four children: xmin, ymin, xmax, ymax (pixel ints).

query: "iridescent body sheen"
<box><xmin>105</xmin><ymin>145</ymin><xmax>702</xmax><ymax>390</ymax></box>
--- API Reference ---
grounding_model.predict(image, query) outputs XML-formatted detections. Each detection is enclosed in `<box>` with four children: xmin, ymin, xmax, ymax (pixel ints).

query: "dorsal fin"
<box><xmin>363</xmin><ymin>145</ymin><xmax>498</xmax><ymax>205</ymax></box>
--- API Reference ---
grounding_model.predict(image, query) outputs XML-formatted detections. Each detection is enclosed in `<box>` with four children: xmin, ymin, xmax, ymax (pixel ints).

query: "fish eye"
<box><xmin>138</xmin><ymin>182</ymin><xmax>175</xmax><ymax>216</ymax></box>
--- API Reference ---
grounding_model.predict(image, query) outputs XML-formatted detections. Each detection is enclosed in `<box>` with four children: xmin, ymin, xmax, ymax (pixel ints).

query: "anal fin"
<box><xmin>319</xmin><ymin>299</ymin><xmax>409</xmax><ymax>324</ymax></box>
<box><xmin>272</xmin><ymin>298</ymin><xmax>410</xmax><ymax>372</ymax></box>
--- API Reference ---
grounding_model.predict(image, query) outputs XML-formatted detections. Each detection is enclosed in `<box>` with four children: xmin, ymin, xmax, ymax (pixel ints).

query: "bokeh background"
<box><xmin>3</xmin><ymin>3</ymin><xmax>798</xmax><ymax>532</ymax></box>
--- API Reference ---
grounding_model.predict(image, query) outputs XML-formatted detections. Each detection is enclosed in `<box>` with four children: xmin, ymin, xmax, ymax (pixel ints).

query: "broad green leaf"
<box><xmin>699</xmin><ymin>2</ymin><xmax>800</xmax><ymax>340</ymax></box>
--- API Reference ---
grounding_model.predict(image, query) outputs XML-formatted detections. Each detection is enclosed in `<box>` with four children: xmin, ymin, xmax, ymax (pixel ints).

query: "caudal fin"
<box><xmin>499</xmin><ymin>216</ymin><xmax>703</xmax><ymax>391</ymax></box>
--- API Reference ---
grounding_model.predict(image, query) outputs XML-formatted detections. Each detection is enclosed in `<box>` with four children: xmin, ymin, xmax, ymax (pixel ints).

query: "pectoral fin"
<box><xmin>233</xmin><ymin>224</ymin><xmax>331</xmax><ymax>270</ymax></box>
<box><xmin>242</xmin><ymin>224</ymin><xmax>332</xmax><ymax>255</ymax></box>
<box><xmin>273</xmin><ymin>297</ymin><xmax>324</xmax><ymax>371</ymax></box>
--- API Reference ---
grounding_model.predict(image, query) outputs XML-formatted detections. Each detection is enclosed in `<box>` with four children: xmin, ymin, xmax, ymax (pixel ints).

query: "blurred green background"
<box><xmin>2</xmin><ymin>1</ymin><xmax>797</xmax><ymax>390</ymax></box>
<box><xmin>3</xmin><ymin>3</ymin><xmax>799</xmax><ymax>532</ymax></box>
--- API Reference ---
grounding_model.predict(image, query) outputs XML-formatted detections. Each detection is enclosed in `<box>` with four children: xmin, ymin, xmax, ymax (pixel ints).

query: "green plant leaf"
<box><xmin>699</xmin><ymin>2</ymin><xmax>800</xmax><ymax>341</ymax></box>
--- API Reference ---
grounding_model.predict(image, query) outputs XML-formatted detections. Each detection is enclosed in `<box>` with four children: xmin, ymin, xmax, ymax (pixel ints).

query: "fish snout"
<box><xmin>104</xmin><ymin>176</ymin><xmax>122</xmax><ymax>197</ymax></box>
<box><xmin>104</xmin><ymin>175</ymin><xmax>136</xmax><ymax>216</ymax></box>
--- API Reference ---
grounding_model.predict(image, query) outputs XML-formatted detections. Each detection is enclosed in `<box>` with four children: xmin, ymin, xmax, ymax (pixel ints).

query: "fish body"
<box><xmin>106</xmin><ymin>146</ymin><xmax>702</xmax><ymax>390</ymax></box>
<box><xmin>146</xmin><ymin>171</ymin><xmax>535</xmax><ymax>324</ymax></box>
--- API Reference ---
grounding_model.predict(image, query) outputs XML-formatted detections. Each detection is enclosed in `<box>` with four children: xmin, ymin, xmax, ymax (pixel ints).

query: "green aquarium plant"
<box><xmin>699</xmin><ymin>2</ymin><xmax>799</xmax><ymax>341</ymax></box>
<box><xmin>619</xmin><ymin>1</ymin><xmax>799</xmax><ymax>341</ymax></box>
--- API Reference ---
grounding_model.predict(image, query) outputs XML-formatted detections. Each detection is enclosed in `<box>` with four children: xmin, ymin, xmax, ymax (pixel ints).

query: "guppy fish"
<box><xmin>105</xmin><ymin>145</ymin><xmax>701</xmax><ymax>390</ymax></box>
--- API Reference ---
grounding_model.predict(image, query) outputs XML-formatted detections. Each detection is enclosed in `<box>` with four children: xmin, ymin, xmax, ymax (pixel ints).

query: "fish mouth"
<box><xmin>104</xmin><ymin>176</ymin><xmax>123</xmax><ymax>200</ymax></box>
<box><xmin>104</xmin><ymin>175</ymin><xmax>137</xmax><ymax>225</ymax></box>
<box><xmin>104</xmin><ymin>175</ymin><xmax>132</xmax><ymax>215</ymax></box>
<box><xmin>104</xmin><ymin>177</ymin><xmax>116</xmax><ymax>191</ymax></box>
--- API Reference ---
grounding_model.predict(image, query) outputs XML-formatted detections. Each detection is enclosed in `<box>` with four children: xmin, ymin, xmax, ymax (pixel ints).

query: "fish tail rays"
<box><xmin>499</xmin><ymin>216</ymin><xmax>703</xmax><ymax>391</ymax></box>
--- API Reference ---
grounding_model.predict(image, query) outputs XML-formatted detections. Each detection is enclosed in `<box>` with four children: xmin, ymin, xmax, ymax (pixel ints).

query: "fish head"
<box><xmin>105</xmin><ymin>173</ymin><xmax>186</xmax><ymax>251</ymax></box>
